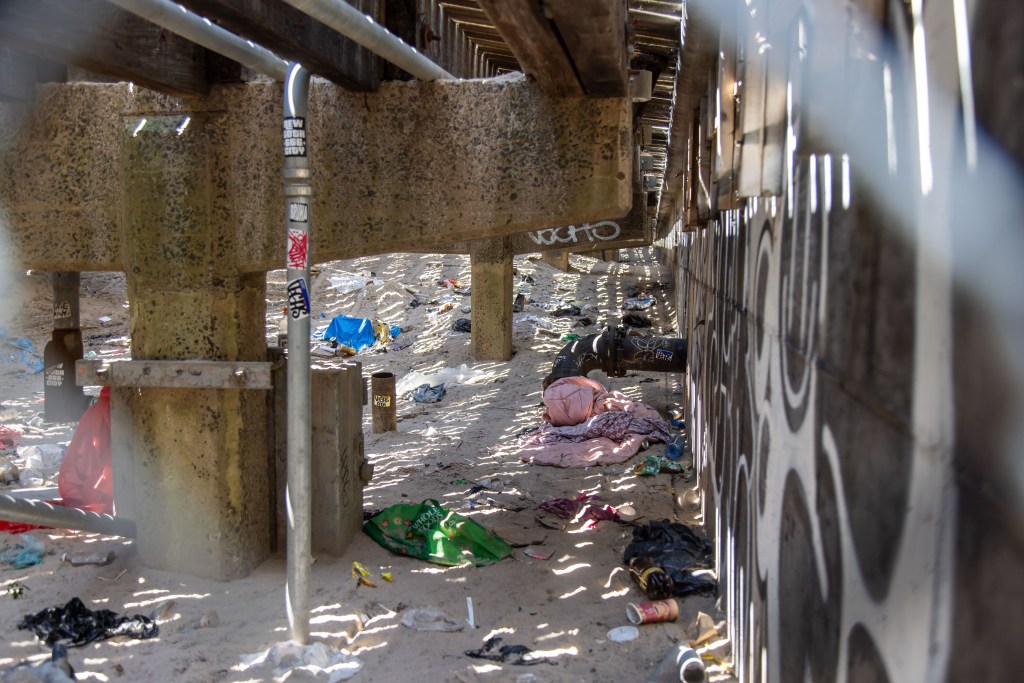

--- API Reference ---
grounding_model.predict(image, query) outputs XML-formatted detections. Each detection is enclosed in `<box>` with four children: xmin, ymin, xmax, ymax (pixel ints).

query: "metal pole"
<box><xmin>282</xmin><ymin>0</ymin><xmax>453</xmax><ymax>81</ymax></box>
<box><xmin>283</xmin><ymin>62</ymin><xmax>313</xmax><ymax>645</ymax></box>
<box><xmin>109</xmin><ymin>0</ymin><xmax>289</xmax><ymax>80</ymax></box>
<box><xmin>0</xmin><ymin>495</ymin><xmax>136</xmax><ymax>537</ymax></box>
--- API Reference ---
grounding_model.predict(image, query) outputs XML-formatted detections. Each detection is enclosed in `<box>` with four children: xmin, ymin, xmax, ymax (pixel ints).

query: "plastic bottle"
<box><xmin>628</xmin><ymin>556</ymin><xmax>674</xmax><ymax>599</ymax></box>
<box><xmin>645</xmin><ymin>642</ymin><xmax>707</xmax><ymax>683</ymax></box>
<box><xmin>665</xmin><ymin>434</ymin><xmax>686</xmax><ymax>461</ymax></box>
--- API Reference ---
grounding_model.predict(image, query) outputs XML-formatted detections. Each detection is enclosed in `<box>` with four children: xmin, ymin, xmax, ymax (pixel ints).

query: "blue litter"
<box><xmin>671</xmin><ymin>419</ymin><xmax>685</xmax><ymax>429</ymax></box>
<box><xmin>407</xmin><ymin>384</ymin><xmax>446</xmax><ymax>403</ymax></box>
<box><xmin>390</xmin><ymin>325</ymin><xmax>402</xmax><ymax>339</ymax></box>
<box><xmin>0</xmin><ymin>534</ymin><xmax>45</xmax><ymax>569</ymax></box>
<box><xmin>322</xmin><ymin>315</ymin><xmax>377</xmax><ymax>352</ymax></box>
<box><xmin>0</xmin><ymin>329</ymin><xmax>44</xmax><ymax>374</ymax></box>
<box><xmin>665</xmin><ymin>435</ymin><xmax>686</xmax><ymax>461</ymax></box>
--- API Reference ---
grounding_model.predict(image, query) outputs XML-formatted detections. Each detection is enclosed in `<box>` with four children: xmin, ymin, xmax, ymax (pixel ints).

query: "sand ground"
<box><xmin>0</xmin><ymin>249</ymin><xmax>735</xmax><ymax>682</ymax></box>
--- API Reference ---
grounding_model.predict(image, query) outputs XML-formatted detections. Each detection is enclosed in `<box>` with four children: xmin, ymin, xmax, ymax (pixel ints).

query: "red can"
<box><xmin>626</xmin><ymin>598</ymin><xmax>679</xmax><ymax>625</ymax></box>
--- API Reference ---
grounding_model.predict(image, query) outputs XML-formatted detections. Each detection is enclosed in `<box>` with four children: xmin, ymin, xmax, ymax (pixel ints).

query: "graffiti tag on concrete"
<box><xmin>528</xmin><ymin>221</ymin><xmax>621</xmax><ymax>246</ymax></box>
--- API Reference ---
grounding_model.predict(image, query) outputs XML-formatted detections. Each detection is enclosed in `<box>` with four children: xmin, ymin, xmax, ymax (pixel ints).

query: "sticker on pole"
<box><xmin>655</xmin><ymin>349</ymin><xmax>673</xmax><ymax>361</ymax></box>
<box><xmin>288</xmin><ymin>202</ymin><xmax>309</xmax><ymax>223</ymax></box>
<box><xmin>283</xmin><ymin>117</ymin><xmax>307</xmax><ymax>157</ymax></box>
<box><xmin>373</xmin><ymin>395</ymin><xmax>391</xmax><ymax>408</ymax></box>
<box><xmin>286</xmin><ymin>229</ymin><xmax>309</xmax><ymax>269</ymax></box>
<box><xmin>286</xmin><ymin>278</ymin><xmax>310</xmax><ymax>320</ymax></box>
<box><xmin>53</xmin><ymin>300</ymin><xmax>71</xmax><ymax>320</ymax></box>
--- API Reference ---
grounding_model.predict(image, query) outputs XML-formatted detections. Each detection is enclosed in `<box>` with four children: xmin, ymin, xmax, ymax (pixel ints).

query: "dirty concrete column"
<box><xmin>600</xmin><ymin>249</ymin><xmax>620</xmax><ymax>262</ymax></box>
<box><xmin>540</xmin><ymin>249</ymin><xmax>570</xmax><ymax>272</ymax></box>
<box><xmin>121</xmin><ymin>108</ymin><xmax>270</xmax><ymax>580</ymax></box>
<box><xmin>470</xmin><ymin>237</ymin><xmax>513</xmax><ymax>361</ymax></box>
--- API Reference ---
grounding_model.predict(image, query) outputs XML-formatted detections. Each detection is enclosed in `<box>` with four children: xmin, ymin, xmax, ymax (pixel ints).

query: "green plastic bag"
<box><xmin>363</xmin><ymin>499</ymin><xmax>512</xmax><ymax>567</ymax></box>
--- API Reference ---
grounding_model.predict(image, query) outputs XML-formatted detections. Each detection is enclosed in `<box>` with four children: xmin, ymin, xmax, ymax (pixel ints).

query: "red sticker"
<box><xmin>287</xmin><ymin>229</ymin><xmax>308</xmax><ymax>269</ymax></box>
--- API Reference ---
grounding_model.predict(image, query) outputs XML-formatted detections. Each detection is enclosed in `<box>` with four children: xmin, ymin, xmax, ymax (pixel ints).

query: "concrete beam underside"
<box><xmin>0</xmin><ymin>75</ymin><xmax>632</xmax><ymax>272</ymax></box>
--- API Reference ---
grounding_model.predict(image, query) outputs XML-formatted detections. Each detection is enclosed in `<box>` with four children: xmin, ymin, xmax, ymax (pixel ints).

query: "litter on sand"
<box><xmin>238</xmin><ymin>640</ymin><xmax>362</xmax><ymax>682</ymax></box>
<box><xmin>452</xmin><ymin>318</ymin><xmax>472</xmax><ymax>333</ymax></box>
<box><xmin>396</xmin><ymin>364</ymin><xmax>497</xmax><ymax>395</ymax></box>
<box><xmin>623</xmin><ymin>521</ymin><xmax>717</xmax><ymax>598</ymax></box>
<box><xmin>465</xmin><ymin>637</ymin><xmax>551</xmax><ymax>666</ymax></box>
<box><xmin>0</xmin><ymin>534</ymin><xmax>44</xmax><ymax>569</ymax></box>
<box><xmin>18</xmin><ymin>597</ymin><xmax>158</xmax><ymax>647</ymax></box>
<box><xmin>621</xmin><ymin>296</ymin><xmax>655</xmax><ymax>311</ymax></box>
<box><xmin>400</xmin><ymin>605</ymin><xmax>463</xmax><ymax>632</ymax></box>
<box><xmin>405</xmin><ymin>383</ymin><xmax>446</xmax><ymax>403</ymax></box>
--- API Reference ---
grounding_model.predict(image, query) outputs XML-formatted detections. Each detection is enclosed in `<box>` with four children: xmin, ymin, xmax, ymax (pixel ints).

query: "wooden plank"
<box><xmin>178</xmin><ymin>0</ymin><xmax>378</xmax><ymax>90</ymax></box>
<box><xmin>545</xmin><ymin>0</ymin><xmax>629</xmax><ymax>96</ymax></box>
<box><xmin>77</xmin><ymin>360</ymin><xmax>274</xmax><ymax>390</ymax></box>
<box><xmin>476</xmin><ymin>0</ymin><xmax>582</xmax><ymax>96</ymax></box>
<box><xmin>0</xmin><ymin>0</ymin><xmax>208</xmax><ymax>97</ymax></box>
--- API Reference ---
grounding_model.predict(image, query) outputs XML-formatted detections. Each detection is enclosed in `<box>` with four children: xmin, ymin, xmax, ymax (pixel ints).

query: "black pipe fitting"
<box><xmin>542</xmin><ymin>326</ymin><xmax>687</xmax><ymax>389</ymax></box>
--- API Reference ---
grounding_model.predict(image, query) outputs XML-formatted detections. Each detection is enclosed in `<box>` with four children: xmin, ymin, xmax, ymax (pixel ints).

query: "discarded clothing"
<box><xmin>18</xmin><ymin>597</ymin><xmax>158</xmax><ymax>647</ymax></box>
<box><xmin>519</xmin><ymin>377</ymin><xmax>671</xmax><ymax>468</ymax></box>
<box><xmin>452</xmin><ymin>318</ymin><xmax>472</xmax><ymax>333</ymax></box>
<box><xmin>538</xmin><ymin>494</ymin><xmax>619</xmax><ymax>529</ymax></box>
<box><xmin>622</xmin><ymin>296</ymin><xmax>655</xmax><ymax>311</ymax></box>
<box><xmin>0</xmin><ymin>425</ymin><xmax>19</xmax><ymax>451</ymax></box>
<box><xmin>551</xmin><ymin>304</ymin><xmax>581</xmax><ymax>317</ymax></box>
<box><xmin>623</xmin><ymin>521</ymin><xmax>716</xmax><ymax>597</ymax></box>
<box><xmin>396</xmin><ymin>364</ymin><xmax>496</xmax><ymax>395</ymax></box>
<box><xmin>633</xmin><ymin>454</ymin><xmax>684</xmax><ymax>476</ymax></box>
<box><xmin>0</xmin><ymin>534</ymin><xmax>44</xmax><ymax>569</ymax></box>
<box><xmin>622</xmin><ymin>313</ymin><xmax>652</xmax><ymax>328</ymax></box>
<box><xmin>406</xmin><ymin>383</ymin><xmax>446</xmax><ymax>403</ymax></box>
<box><xmin>466</xmin><ymin>637</ymin><xmax>548</xmax><ymax>666</ymax></box>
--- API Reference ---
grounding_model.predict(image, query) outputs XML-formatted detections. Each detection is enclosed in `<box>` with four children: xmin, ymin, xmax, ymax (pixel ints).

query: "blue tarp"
<box><xmin>323</xmin><ymin>315</ymin><xmax>377</xmax><ymax>352</ymax></box>
<box><xmin>0</xmin><ymin>328</ymin><xmax>43</xmax><ymax>373</ymax></box>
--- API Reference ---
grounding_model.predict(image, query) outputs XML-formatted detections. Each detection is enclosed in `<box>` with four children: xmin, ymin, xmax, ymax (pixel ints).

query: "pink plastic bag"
<box><xmin>58</xmin><ymin>387</ymin><xmax>113</xmax><ymax>514</ymax></box>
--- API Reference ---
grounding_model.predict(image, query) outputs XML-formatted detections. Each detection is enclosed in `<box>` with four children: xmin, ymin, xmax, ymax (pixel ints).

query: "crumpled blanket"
<box><xmin>520</xmin><ymin>377</ymin><xmax>671</xmax><ymax>468</ymax></box>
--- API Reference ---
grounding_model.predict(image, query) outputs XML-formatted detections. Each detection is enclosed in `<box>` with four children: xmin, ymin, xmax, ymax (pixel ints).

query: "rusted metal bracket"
<box><xmin>76</xmin><ymin>359</ymin><xmax>274</xmax><ymax>390</ymax></box>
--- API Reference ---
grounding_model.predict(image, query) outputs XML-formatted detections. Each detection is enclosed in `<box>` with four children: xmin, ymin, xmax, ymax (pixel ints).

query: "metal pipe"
<box><xmin>0</xmin><ymin>495</ymin><xmax>135</xmax><ymax>537</ymax></box>
<box><xmin>282</xmin><ymin>0</ymin><xmax>453</xmax><ymax>81</ymax></box>
<box><xmin>543</xmin><ymin>326</ymin><xmax>688</xmax><ymax>389</ymax></box>
<box><xmin>108</xmin><ymin>0</ymin><xmax>289</xmax><ymax>81</ymax></box>
<box><xmin>283</xmin><ymin>63</ymin><xmax>313</xmax><ymax>645</ymax></box>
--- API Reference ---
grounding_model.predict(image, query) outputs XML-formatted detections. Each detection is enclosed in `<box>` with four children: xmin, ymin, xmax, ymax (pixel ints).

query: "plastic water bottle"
<box><xmin>665</xmin><ymin>434</ymin><xmax>685</xmax><ymax>461</ymax></box>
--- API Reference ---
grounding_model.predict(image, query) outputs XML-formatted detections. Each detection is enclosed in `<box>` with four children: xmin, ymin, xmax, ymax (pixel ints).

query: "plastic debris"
<box><xmin>351</xmin><ymin>561</ymin><xmax>376</xmax><ymax>588</ymax></box>
<box><xmin>537</xmin><ymin>494</ymin><xmax>619</xmax><ymax>529</ymax></box>
<box><xmin>399</xmin><ymin>606</ymin><xmax>464</xmax><ymax>632</ymax></box>
<box><xmin>396</xmin><ymin>364</ymin><xmax>496</xmax><ymax>395</ymax></box>
<box><xmin>0</xmin><ymin>330</ymin><xmax>44</xmax><ymax>373</ymax></box>
<box><xmin>606</xmin><ymin>626</ymin><xmax>639</xmax><ymax>643</ymax></box>
<box><xmin>1</xmin><ymin>644</ymin><xmax>75</xmax><ymax>683</ymax></box>
<box><xmin>452</xmin><ymin>318</ymin><xmax>472</xmax><ymax>333</ymax></box>
<box><xmin>559</xmin><ymin>333</ymin><xmax>581</xmax><ymax>342</ymax></box>
<box><xmin>0</xmin><ymin>534</ymin><xmax>44</xmax><ymax>569</ymax></box>
<box><xmin>328</xmin><ymin>272</ymin><xmax>374</xmax><ymax>295</ymax></box>
<box><xmin>62</xmin><ymin>551</ymin><xmax>114</xmax><ymax>567</ymax></box>
<box><xmin>238</xmin><ymin>640</ymin><xmax>362</xmax><ymax>682</ymax></box>
<box><xmin>18</xmin><ymin>597</ymin><xmax>158</xmax><ymax>647</ymax></box>
<box><xmin>622</xmin><ymin>296</ymin><xmax>655</xmax><ymax>311</ymax></box>
<box><xmin>623</xmin><ymin>521</ymin><xmax>716</xmax><ymax>598</ymax></box>
<box><xmin>465</xmin><ymin>637</ymin><xmax>548</xmax><ymax>666</ymax></box>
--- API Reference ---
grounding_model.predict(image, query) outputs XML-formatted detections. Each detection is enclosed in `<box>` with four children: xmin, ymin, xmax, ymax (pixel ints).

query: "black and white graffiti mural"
<box><xmin>682</xmin><ymin>156</ymin><xmax>961</xmax><ymax>682</ymax></box>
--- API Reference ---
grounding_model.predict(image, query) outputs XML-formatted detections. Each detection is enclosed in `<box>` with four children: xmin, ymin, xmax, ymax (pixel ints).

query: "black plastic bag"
<box><xmin>622</xmin><ymin>313</ymin><xmax>652</xmax><ymax>328</ymax></box>
<box><xmin>452</xmin><ymin>318</ymin><xmax>472</xmax><ymax>333</ymax></box>
<box><xmin>623</xmin><ymin>520</ymin><xmax>716</xmax><ymax>597</ymax></box>
<box><xmin>18</xmin><ymin>597</ymin><xmax>158</xmax><ymax>647</ymax></box>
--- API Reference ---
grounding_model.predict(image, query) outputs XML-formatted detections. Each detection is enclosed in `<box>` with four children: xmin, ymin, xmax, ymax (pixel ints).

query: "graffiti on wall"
<box><xmin>682</xmin><ymin>156</ymin><xmax>956</xmax><ymax>682</ymax></box>
<box><xmin>527</xmin><ymin>221</ymin><xmax>621</xmax><ymax>246</ymax></box>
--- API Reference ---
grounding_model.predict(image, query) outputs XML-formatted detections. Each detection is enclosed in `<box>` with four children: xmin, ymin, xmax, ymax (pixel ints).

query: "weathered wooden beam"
<box><xmin>0</xmin><ymin>0</ymin><xmax>208</xmax><ymax>97</ymax></box>
<box><xmin>177</xmin><ymin>0</ymin><xmax>378</xmax><ymax>90</ymax></box>
<box><xmin>476</xmin><ymin>0</ymin><xmax>582</xmax><ymax>96</ymax></box>
<box><xmin>546</xmin><ymin>0</ymin><xmax>629</xmax><ymax>96</ymax></box>
<box><xmin>78</xmin><ymin>359</ymin><xmax>274</xmax><ymax>390</ymax></box>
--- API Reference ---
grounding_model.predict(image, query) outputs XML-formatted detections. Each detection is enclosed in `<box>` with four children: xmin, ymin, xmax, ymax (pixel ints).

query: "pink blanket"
<box><xmin>520</xmin><ymin>377</ymin><xmax>671</xmax><ymax>468</ymax></box>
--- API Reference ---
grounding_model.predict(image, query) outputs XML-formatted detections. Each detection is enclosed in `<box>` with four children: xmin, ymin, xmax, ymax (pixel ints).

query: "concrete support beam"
<box><xmin>470</xmin><ymin>237</ymin><xmax>513</xmax><ymax>361</ymax></box>
<box><xmin>600</xmin><ymin>249</ymin><xmax>620</xmax><ymax>262</ymax></box>
<box><xmin>0</xmin><ymin>76</ymin><xmax>631</xmax><ymax>272</ymax></box>
<box><xmin>540</xmin><ymin>250</ymin><xmax>570</xmax><ymax>272</ymax></box>
<box><xmin>117</xmin><ymin>117</ymin><xmax>271</xmax><ymax>580</ymax></box>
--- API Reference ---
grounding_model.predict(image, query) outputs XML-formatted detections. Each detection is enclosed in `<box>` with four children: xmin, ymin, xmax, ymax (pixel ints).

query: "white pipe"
<box><xmin>109</xmin><ymin>0</ymin><xmax>290</xmax><ymax>81</ymax></box>
<box><xmin>282</xmin><ymin>0</ymin><xmax>453</xmax><ymax>81</ymax></box>
<box><xmin>283</xmin><ymin>62</ymin><xmax>313</xmax><ymax>645</ymax></box>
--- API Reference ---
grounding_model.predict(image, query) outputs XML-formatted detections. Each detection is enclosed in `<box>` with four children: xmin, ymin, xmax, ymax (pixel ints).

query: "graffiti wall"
<box><xmin>671</xmin><ymin>0</ymin><xmax>1024</xmax><ymax>678</ymax></box>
